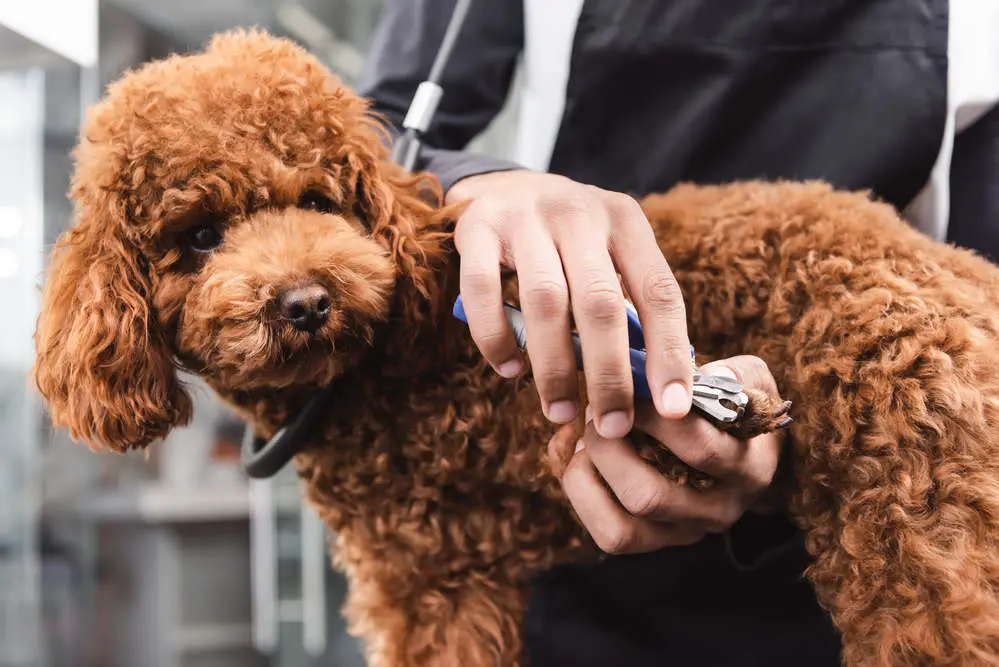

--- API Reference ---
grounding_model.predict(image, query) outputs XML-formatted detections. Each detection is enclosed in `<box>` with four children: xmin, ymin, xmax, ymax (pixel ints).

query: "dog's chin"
<box><xmin>194</xmin><ymin>316</ymin><xmax>375</xmax><ymax>392</ymax></box>
<box><xmin>244</xmin><ymin>343</ymin><xmax>343</xmax><ymax>390</ymax></box>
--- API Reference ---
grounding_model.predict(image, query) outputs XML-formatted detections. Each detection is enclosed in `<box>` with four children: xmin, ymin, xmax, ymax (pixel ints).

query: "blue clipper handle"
<box><xmin>453</xmin><ymin>293</ymin><xmax>469</xmax><ymax>323</ymax></box>
<box><xmin>624</xmin><ymin>300</ymin><xmax>645</xmax><ymax>350</ymax></box>
<box><xmin>629</xmin><ymin>347</ymin><xmax>653</xmax><ymax>399</ymax></box>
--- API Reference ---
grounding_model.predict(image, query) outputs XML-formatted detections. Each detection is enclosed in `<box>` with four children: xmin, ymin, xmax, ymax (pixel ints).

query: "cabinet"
<box><xmin>84</xmin><ymin>484</ymin><xmax>267</xmax><ymax>667</ymax></box>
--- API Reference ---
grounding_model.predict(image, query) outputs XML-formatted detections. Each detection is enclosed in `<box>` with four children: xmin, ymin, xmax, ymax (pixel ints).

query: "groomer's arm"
<box><xmin>358</xmin><ymin>0</ymin><xmax>525</xmax><ymax>190</ymax></box>
<box><xmin>361</xmin><ymin>0</ymin><xmax>696</xmax><ymax>440</ymax></box>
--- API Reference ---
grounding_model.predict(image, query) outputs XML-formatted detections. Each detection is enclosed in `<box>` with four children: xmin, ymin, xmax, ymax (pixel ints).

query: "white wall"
<box><xmin>0</xmin><ymin>0</ymin><xmax>98</xmax><ymax>67</ymax></box>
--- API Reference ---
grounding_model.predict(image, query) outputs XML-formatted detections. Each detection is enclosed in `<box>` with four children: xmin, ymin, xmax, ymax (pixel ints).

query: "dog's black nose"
<box><xmin>278</xmin><ymin>283</ymin><xmax>331</xmax><ymax>332</ymax></box>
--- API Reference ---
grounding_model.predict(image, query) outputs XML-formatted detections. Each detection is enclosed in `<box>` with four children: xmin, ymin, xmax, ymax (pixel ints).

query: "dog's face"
<box><xmin>168</xmin><ymin>203</ymin><xmax>393</xmax><ymax>391</ymax></box>
<box><xmin>33</xmin><ymin>30</ymin><xmax>441</xmax><ymax>453</ymax></box>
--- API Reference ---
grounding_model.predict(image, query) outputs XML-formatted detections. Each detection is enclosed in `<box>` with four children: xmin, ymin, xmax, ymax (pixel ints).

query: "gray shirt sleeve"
<box><xmin>357</xmin><ymin>0</ymin><xmax>526</xmax><ymax>191</ymax></box>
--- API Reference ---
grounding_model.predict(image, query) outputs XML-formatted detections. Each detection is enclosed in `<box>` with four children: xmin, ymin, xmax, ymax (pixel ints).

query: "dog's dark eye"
<box><xmin>298</xmin><ymin>191</ymin><xmax>335</xmax><ymax>214</ymax></box>
<box><xmin>188</xmin><ymin>224</ymin><xmax>223</xmax><ymax>252</ymax></box>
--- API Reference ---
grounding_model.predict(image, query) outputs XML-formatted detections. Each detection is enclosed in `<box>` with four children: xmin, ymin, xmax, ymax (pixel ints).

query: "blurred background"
<box><xmin>0</xmin><ymin>1</ymin><xmax>520</xmax><ymax>666</ymax></box>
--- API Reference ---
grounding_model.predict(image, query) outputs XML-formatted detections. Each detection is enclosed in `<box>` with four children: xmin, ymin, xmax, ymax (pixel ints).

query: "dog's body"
<box><xmin>33</xmin><ymin>31</ymin><xmax>999</xmax><ymax>666</ymax></box>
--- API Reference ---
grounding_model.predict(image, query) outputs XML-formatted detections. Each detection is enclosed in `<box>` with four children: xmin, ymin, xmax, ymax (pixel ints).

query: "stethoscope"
<box><xmin>241</xmin><ymin>0</ymin><xmax>475</xmax><ymax>479</ymax></box>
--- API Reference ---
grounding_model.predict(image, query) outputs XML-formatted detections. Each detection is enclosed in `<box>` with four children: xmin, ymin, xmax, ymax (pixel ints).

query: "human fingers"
<box><xmin>555</xmin><ymin>223</ymin><xmax>634</xmax><ymax>439</ymax></box>
<box><xmin>632</xmin><ymin>401</ymin><xmax>748</xmax><ymax>482</ymax></box>
<box><xmin>561</xmin><ymin>443</ymin><xmax>706</xmax><ymax>554</ymax></box>
<box><xmin>454</xmin><ymin>209</ymin><xmax>523</xmax><ymax>377</ymax></box>
<box><xmin>633</xmin><ymin>357</ymin><xmax>782</xmax><ymax>490</ymax></box>
<box><xmin>512</xmin><ymin>226</ymin><xmax>580</xmax><ymax>423</ymax></box>
<box><xmin>697</xmin><ymin>357</ymin><xmax>783</xmax><ymax>489</ymax></box>
<box><xmin>605</xmin><ymin>193</ymin><xmax>693</xmax><ymax>419</ymax></box>
<box><xmin>699</xmin><ymin>355</ymin><xmax>780</xmax><ymax>396</ymax></box>
<box><xmin>581</xmin><ymin>419</ymin><xmax>748</xmax><ymax>530</ymax></box>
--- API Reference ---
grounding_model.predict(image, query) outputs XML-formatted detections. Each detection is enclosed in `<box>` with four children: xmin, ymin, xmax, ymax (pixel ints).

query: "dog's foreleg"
<box><xmin>335</xmin><ymin>536</ymin><xmax>528</xmax><ymax>667</ymax></box>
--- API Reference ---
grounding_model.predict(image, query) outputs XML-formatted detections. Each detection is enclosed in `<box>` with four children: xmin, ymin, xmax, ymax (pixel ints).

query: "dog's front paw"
<box><xmin>719</xmin><ymin>388</ymin><xmax>792</xmax><ymax>441</ymax></box>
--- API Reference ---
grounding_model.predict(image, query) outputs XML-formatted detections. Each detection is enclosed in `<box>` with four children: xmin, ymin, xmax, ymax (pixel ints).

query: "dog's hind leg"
<box><xmin>787</xmin><ymin>316</ymin><xmax>999</xmax><ymax>666</ymax></box>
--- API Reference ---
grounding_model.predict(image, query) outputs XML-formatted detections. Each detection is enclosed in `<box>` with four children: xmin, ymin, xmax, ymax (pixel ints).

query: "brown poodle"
<box><xmin>33</xmin><ymin>30</ymin><xmax>999</xmax><ymax>667</ymax></box>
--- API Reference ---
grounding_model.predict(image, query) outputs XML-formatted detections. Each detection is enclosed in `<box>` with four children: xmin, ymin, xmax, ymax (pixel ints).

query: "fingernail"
<box><xmin>574</xmin><ymin>440</ymin><xmax>585</xmax><ymax>454</ymax></box>
<box><xmin>661</xmin><ymin>381</ymin><xmax>691</xmax><ymax>418</ymax></box>
<box><xmin>548</xmin><ymin>400</ymin><xmax>578</xmax><ymax>424</ymax></box>
<box><xmin>596</xmin><ymin>410</ymin><xmax>631</xmax><ymax>439</ymax></box>
<box><xmin>496</xmin><ymin>358</ymin><xmax>523</xmax><ymax>378</ymax></box>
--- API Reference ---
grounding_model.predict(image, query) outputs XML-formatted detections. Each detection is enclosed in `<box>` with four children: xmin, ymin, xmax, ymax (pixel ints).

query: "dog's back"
<box><xmin>643</xmin><ymin>180</ymin><xmax>999</xmax><ymax>666</ymax></box>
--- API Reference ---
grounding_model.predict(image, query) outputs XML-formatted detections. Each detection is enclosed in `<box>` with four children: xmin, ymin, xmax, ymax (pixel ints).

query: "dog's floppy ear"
<box><xmin>33</xmin><ymin>193</ymin><xmax>191</xmax><ymax>453</ymax></box>
<box><xmin>349</xmin><ymin>117</ymin><xmax>455</xmax><ymax>295</ymax></box>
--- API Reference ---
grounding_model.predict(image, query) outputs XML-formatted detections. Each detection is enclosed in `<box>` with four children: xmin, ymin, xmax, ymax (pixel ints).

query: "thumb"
<box><xmin>699</xmin><ymin>355</ymin><xmax>779</xmax><ymax>395</ymax></box>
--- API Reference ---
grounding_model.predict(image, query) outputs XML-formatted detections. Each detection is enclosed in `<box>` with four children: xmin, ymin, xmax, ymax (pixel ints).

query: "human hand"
<box><xmin>547</xmin><ymin>356</ymin><xmax>784</xmax><ymax>554</ymax></box>
<box><xmin>447</xmin><ymin>170</ymin><xmax>693</xmax><ymax>440</ymax></box>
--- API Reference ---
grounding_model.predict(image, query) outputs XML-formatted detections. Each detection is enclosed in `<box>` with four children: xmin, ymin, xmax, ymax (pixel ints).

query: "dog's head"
<box><xmin>33</xmin><ymin>30</ymin><xmax>448</xmax><ymax>453</ymax></box>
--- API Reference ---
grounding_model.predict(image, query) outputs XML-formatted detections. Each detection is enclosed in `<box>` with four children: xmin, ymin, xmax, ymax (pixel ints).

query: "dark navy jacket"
<box><xmin>358</xmin><ymin>2</ymin><xmax>999</xmax><ymax>664</ymax></box>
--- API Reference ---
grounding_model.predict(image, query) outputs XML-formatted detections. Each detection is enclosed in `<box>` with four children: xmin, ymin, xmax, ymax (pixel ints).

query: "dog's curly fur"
<box><xmin>33</xmin><ymin>31</ymin><xmax>999</xmax><ymax>666</ymax></box>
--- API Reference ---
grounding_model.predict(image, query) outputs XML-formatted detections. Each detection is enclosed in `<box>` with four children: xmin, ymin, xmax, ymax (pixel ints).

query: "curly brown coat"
<box><xmin>32</xmin><ymin>30</ymin><xmax>999</xmax><ymax>667</ymax></box>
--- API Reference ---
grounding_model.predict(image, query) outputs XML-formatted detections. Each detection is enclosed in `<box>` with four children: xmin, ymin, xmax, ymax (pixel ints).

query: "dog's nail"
<box><xmin>775</xmin><ymin>416</ymin><xmax>793</xmax><ymax>429</ymax></box>
<box><xmin>596</xmin><ymin>411</ymin><xmax>631</xmax><ymax>439</ymax></box>
<box><xmin>496</xmin><ymin>358</ymin><xmax>523</xmax><ymax>378</ymax></box>
<box><xmin>574</xmin><ymin>440</ymin><xmax>585</xmax><ymax>455</ymax></box>
<box><xmin>584</xmin><ymin>404</ymin><xmax>593</xmax><ymax>423</ymax></box>
<box><xmin>548</xmin><ymin>400</ymin><xmax>578</xmax><ymax>424</ymax></box>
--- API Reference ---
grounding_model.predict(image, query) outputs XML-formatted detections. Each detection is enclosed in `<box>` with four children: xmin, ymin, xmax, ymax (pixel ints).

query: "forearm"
<box><xmin>379</xmin><ymin>120</ymin><xmax>524</xmax><ymax>193</ymax></box>
<box><xmin>358</xmin><ymin>0</ymin><xmax>526</xmax><ymax>191</ymax></box>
